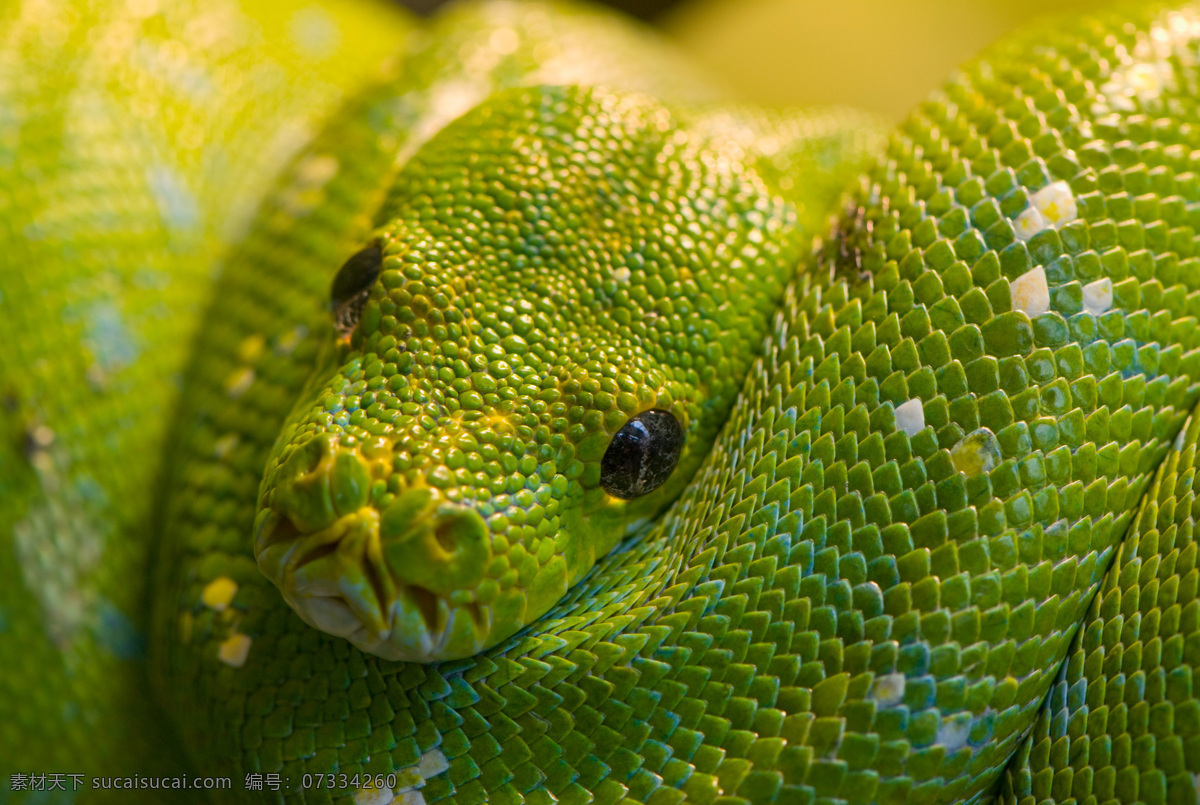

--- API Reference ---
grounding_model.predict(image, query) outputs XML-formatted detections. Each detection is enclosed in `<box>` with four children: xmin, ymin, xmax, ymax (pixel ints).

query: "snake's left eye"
<box><xmin>600</xmin><ymin>409</ymin><xmax>684</xmax><ymax>499</ymax></box>
<box><xmin>331</xmin><ymin>244</ymin><xmax>382</xmax><ymax>337</ymax></box>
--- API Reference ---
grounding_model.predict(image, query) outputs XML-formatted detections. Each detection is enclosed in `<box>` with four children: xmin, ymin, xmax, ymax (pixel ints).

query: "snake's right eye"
<box><xmin>331</xmin><ymin>244</ymin><xmax>382</xmax><ymax>337</ymax></box>
<box><xmin>600</xmin><ymin>409</ymin><xmax>684</xmax><ymax>499</ymax></box>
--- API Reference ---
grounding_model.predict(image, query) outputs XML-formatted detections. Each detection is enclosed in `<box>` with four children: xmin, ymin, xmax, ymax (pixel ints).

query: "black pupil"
<box><xmin>600</xmin><ymin>409</ymin><xmax>684</xmax><ymax>500</ymax></box>
<box><xmin>330</xmin><ymin>244</ymin><xmax>383</xmax><ymax>335</ymax></box>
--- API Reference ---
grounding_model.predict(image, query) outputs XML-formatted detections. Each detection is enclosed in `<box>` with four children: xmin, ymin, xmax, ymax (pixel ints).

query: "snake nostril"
<box><xmin>434</xmin><ymin>515</ymin><xmax>464</xmax><ymax>554</ymax></box>
<box><xmin>434</xmin><ymin>524</ymin><xmax>454</xmax><ymax>553</ymax></box>
<box><xmin>268</xmin><ymin>434</ymin><xmax>378</xmax><ymax>534</ymax></box>
<box><xmin>381</xmin><ymin>499</ymin><xmax>491</xmax><ymax>595</ymax></box>
<box><xmin>289</xmin><ymin>434</ymin><xmax>333</xmax><ymax>478</ymax></box>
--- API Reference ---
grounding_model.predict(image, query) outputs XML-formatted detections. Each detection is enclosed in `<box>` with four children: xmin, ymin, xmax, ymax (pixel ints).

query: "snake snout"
<box><xmin>254</xmin><ymin>434</ymin><xmax>497</xmax><ymax>661</ymax></box>
<box><xmin>256</xmin><ymin>432</ymin><xmax>373</xmax><ymax>537</ymax></box>
<box><xmin>379</xmin><ymin>489</ymin><xmax>491</xmax><ymax>594</ymax></box>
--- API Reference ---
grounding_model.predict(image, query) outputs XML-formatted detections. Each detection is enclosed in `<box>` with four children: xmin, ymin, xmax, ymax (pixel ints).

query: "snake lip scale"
<box><xmin>255</xmin><ymin>459</ymin><xmax>497</xmax><ymax>663</ymax></box>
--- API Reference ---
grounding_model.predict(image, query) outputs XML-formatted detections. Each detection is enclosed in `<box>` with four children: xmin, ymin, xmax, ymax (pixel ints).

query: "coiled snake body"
<box><xmin>5</xmin><ymin>2</ymin><xmax>1200</xmax><ymax>804</ymax></box>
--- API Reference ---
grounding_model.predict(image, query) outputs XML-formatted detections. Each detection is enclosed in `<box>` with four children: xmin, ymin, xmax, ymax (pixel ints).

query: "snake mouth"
<box><xmin>252</xmin><ymin>430</ymin><xmax>582</xmax><ymax>661</ymax></box>
<box><xmin>254</xmin><ymin>504</ymin><xmax>494</xmax><ymax>662</ymax></box>
<box><xmin>252</xmin><ymin>434</ymin><xmax>500</xmax><ymax>661</ymax></box>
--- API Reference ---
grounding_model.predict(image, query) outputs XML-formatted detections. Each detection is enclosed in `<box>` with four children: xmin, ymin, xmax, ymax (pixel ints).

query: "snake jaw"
<box><xmin>254</xmin><ymin>501</ymin><xmax>500</xmax><ymax>662</ymax></box>
<box><xmin>257</xmin><ymin>507</ymin><xmax>392</xmax><ymax>637</ymax></box>
<box><xmin>254</xmin><ymin>435</ymin><xmax>517</xmax><ymax>661</ymax></box>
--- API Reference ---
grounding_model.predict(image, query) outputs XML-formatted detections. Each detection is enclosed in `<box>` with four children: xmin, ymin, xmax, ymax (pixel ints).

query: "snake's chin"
<box><xmin>289</xmin><ymin>585</ymin><xmax>493</xmax><ymax>664</ymax></box>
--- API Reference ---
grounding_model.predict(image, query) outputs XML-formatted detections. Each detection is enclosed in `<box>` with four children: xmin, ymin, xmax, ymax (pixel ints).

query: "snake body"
<box><xmin>0</xmin><ymin>0</ymin><xmax>410</xmax><ymax>790</ymax></box>
<box><xmin>8</xmin><ymin>1</ymin><xmax>1200</xmax><ymax>804</ymax></box>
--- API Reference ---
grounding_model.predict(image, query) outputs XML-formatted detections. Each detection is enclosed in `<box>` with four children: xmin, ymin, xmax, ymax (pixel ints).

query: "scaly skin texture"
<box><xmin>0</xmin><ymin>0</ymin><xmax>411</xmax><ymax>796</ymax></box>
<box><xmin>149</xmin><ymin>0</ymin><xmax>886</xmax><ymax>798</ymax></box>
<box><xmin>1000</xmin><ymin>407</ymin><xmax>1200</xmax><ymax>805</ymax></box>
<box><xmin>146</xmin><ymin>0</ymin><xmax>1200</xmax><ymax>803</ymax></box>
<box><xmin>14</xmin><ymin>1</ymin><xmax>1200</xmax><ymax>804</ymax></box>
<box><xmin>250</xmin><ymin>88</ymin><xmax>851</xmax><ymax>663</ymax></box>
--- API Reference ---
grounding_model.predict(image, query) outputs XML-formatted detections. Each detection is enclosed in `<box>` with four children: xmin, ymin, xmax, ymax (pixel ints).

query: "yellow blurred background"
<box><xmin>662</xmin><ymin>0</ymin><xmax>1097</xmax><ymax>119</ymax></box>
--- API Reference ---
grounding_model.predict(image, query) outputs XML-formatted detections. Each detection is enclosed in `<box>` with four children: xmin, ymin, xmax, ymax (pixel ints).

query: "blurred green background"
<box><xmin>663</xmin><ymin>0</ymin><xmax>1096</xmax><ymax>119</ymax></box>
<box><xmin>395</xmin><ymin>0</ymin><xmax>1097</xmax><ymax>120</ymax></box>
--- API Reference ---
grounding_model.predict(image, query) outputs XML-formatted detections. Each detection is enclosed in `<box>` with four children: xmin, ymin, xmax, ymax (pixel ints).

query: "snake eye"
<box><xmin>331</xmin><ymin>244</ymin><xmax>382</xmax><ymax>337</ymax></box>
<box><xmin>600</xmin><ymin>409</ymin><xmax>684</xmax><ymax>499</ymax></box>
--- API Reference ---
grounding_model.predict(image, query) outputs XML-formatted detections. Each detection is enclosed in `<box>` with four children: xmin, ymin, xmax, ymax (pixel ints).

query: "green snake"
<box><xmin>6</xmin><ymin>0</ymin><xmax>1200</xmax><ymax>802</ymax></box>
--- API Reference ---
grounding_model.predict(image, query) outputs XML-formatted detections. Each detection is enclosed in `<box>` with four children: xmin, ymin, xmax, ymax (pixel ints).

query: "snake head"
<box><xmin>253</xmin><ymin>84</ymin><xmax>805</xmax><ymax>661</ymax></box>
